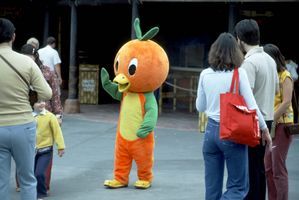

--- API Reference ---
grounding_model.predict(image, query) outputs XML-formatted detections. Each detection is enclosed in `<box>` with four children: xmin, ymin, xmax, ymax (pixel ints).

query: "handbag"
<box><xmin>0</xmin><ymin>54</ymin><xmax>38</xmax><ymax>106</ymax></box>
<box><xmin>284</xmin><ymin>123</ymin><xmax>299</xmax><ymax>135</ymax></box>
<box><xmin>285</xmin><ymin>86</ymin><xmax>299</xmax><ymax>135</ymax></box>
<box><xmin>220</xmin><ymin>68</ymin><xmax>261</xmax><ymax>147</ymax></box>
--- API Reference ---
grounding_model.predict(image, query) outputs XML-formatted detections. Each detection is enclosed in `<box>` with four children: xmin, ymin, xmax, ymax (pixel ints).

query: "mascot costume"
<box><xmin>101</xmin><ymin>18</ymin><xmax>169</xmax><ymax>189</ymax></box>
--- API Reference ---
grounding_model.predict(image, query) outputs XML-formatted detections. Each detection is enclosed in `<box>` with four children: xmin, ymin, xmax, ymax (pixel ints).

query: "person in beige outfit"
<box><xmin>0</xmin><ymin>18</ymin><xmax>52</xmax><ymax>200</ymax></box>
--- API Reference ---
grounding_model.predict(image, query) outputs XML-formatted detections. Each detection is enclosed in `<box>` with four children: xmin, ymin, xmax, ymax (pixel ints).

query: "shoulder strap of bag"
<box><xmin>230</xmin><ymin>68</ymin><xmax>239</xmax><ymax>94</ymax></box>
<box><xmin>0</xmin><ymin>54</ymin><xmax>30</xmax><ymax>87</ymax></box>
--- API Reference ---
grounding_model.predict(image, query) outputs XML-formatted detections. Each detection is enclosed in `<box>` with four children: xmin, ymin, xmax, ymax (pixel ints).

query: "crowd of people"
<box><xmin>0</xmin><ymin>18</ymin><xmax>65</xmax><ymax>200</ymax></box>
<box><xmin>0</xmin><ymin>16</ymin><xmax>297</xmax><ymax>200</ymax></box>
<box><xmin>196</xmin><ymin>19</ymin><xmax>296</xmax><ymax>200</ymax></box>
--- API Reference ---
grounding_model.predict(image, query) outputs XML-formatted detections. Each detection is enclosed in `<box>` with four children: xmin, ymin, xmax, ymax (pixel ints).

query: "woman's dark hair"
<box><xmin>0</xmin><ymin>18</ymin><xmax>15</xmax><ymax>43</ymax></box>
<box><xmin>208</xmin><ymin>32</ymin><xmax>244</xmax><ymax>71</ymax></box>
<box><xmin>20</xmin><ymin>44</ymin><xmax>43</xmax><ymax>68</ymax></box>
<box><xmin>21</xmin><ymin>44</ymin><xmax>37</xmax><ymax>56</ymax></box>
<box><xmin>234</xmin><ymin>19</ymin><xmax>260</xmax><ymax>46</ymax></box>
<box><xmin>263</xmin><ymin>43</ymin><xmax>286</xmax><ymax>72</ymax></box>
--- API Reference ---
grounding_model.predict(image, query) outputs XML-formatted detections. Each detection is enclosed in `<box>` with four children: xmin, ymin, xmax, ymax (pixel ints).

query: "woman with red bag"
<box><xmin>196</xmin><ymin>32</ymin><xmax>271</xmax><ymax>200</ymax></box>
<box><xmin>264</xmin><ymin>43</ymin><xmax>294</xmax><ymax>200</ymax></box>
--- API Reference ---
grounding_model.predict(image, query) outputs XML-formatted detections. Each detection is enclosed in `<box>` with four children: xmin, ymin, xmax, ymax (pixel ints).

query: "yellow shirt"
<box><xmin>35</xmin><ymin>110</ymin><xmax>65</xmax><ymax>150</ymax></box>
<box><xmin>274</xmin><ymin>70</ymin><xmax>294</xmax><ymax>123</ymax></box>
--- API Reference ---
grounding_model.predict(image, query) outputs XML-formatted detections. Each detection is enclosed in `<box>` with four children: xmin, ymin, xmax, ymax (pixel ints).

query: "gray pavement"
<box><xmin>10</xmin><ymin>104</ymin><xmax>299</xmax><ymax>200</ymax></box>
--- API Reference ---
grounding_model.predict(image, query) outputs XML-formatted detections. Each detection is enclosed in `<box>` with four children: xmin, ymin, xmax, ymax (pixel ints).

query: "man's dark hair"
<box><xmin>47</xmin><ymin>36</ymin><xmax>56</xmax><ymax>45</ymax></box>
<box><xmin>234</xmin><ymin>19</ymin><xmax>260</xmax><ymax>46</ymax></box>
<box><xmin>0</xmin><ymin>18</ymin><xmax>15</xmax><ymax>43</ymax></box>
<box><xmin>208</xmin><ymin>32</ymin><xmax>244</xmax><ymax>71</ymax></box>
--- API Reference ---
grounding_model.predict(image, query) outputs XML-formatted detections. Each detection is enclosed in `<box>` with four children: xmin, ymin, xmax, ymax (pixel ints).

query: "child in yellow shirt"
<box><xmin>33</xmin><ymin>100</ymin><xmax>65</xmax><ymax>200</ymax></box>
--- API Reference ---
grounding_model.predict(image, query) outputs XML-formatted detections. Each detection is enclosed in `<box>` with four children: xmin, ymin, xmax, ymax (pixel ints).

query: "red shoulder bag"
<box><xmin>220</xmin><ymin>68</ymin><xmax>260</xmax><ymax>147</ymax></box>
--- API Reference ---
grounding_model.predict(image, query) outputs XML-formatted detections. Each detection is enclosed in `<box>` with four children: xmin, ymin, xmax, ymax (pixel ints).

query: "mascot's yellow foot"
<box><xmin>134</xmin><ymin>180</ymin><xmax>151</xmax><ymax>189</ymax></box>
<box><xmin>104</xmin><ymin>179</ymin><xmax>127</xmax><ymax>189</ymax></box>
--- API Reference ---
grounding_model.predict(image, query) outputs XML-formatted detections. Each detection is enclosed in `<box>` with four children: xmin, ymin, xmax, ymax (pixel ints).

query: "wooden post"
<box><xmin>64</xmin><ymin>0</ymin><xmax>80</xmax><ymax>113</ymax></box>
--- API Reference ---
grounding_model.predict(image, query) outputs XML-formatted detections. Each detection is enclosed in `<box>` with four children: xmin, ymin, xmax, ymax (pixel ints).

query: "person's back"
<box><xmin>242</xmin><ymin>46</ymin><xmax>278</xmax><ymax>120</ymax></box>
<box><xmin>0</xmin><ymin>23</ymin><xmax>52</xmax><ymax>125</ymax></box>
<box><xmin>234</xmin><ymin>18</ymin><xmax>278</xmax><ymax>200</ymax></box>
<box><xmin>196</xmin><ymin>32</ymin><xmax>271</xmax><ymax>200</ymax></box>
<box><xmin>0</xmin><ymin>17</ymin><xmax>52</xmax><ymax>200</ymax></box>
<box><xmin>38</xmin><ymin>40</ymin><xmax>61</xmax><ymax>72</ymax></box>
<box><xmin>21</xmin><ymin>44</ymin><xmax>63</xmax><ymax>117</ymax></box>
<box><xmin>0</xmin><ymin>50</ymin><xmax>50</xmax><ymax>124</ymax></box>
<box><xmin>264</xmin><ymin>43</ymin><xmax>294</xmax><ymax>200</ymax></box>
<box><xmin>38</xmin><ymin>36</ymin><xmax>62</xmax><ymax>89</ymax></box>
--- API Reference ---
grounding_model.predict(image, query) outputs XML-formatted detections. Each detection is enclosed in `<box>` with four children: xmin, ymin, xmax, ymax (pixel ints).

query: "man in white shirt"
<box><xmin>38</xmin><ymin>36</ymin><xmax>62</xmax><ymax>86</ymax></box>
<box><xmin>234</xmin><ymin>19</ymin><xmax>279</xmax><ymax>200</ymax></box>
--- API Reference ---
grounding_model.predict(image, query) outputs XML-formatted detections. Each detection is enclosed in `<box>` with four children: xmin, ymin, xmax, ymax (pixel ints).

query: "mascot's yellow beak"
<box><xmin>113</xmin><ymin>73</ymin><xmax>130</xmax><ymax>92</ymax></box>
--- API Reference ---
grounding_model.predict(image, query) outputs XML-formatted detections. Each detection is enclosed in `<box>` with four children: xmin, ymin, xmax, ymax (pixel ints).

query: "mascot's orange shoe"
<box><xmin>134</xmin><ymin>180</ymin><xmax>151</xmax><ymax>189</ymax></box>
<box><xmin>104</xmin><ymin>179</ymin><xmax>128</xmax><ymax>189</ymax></box>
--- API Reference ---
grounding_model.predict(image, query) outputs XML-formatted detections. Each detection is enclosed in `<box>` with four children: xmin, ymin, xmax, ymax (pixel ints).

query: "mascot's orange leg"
<box><xmin>113</xmin><ymin>135</ymin><xmax>133</xmax><ymax>185</ymax></box>
<box><xmin>131</xmin><ymin>133</ymin><xmax>154</xmax><ymax>189</ymax></box>
<box><xmin>107</xmin><ymin>132</ymin><xmax>154</xmax><ymax>189</ymax></box>
<box><xmin>104</xmin><ymin>134</ymin><xmax>131</xmax><ymax>188</ymax></box>
<box><xmin>132</xmin><ymin>133</ymin><xmax>154</xmax><ymax>182</ymax></box>
<box><xmin>113</xmin><ymin>132</ymin><xmax>155</xmax><ymax>185</ymax></box>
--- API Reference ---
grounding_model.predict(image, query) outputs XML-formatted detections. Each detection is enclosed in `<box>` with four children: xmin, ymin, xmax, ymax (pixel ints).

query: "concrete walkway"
<box><xmin>10</xmin><ymin>104</ymin><xmax>299</xmax><ymax>200</ymax></box>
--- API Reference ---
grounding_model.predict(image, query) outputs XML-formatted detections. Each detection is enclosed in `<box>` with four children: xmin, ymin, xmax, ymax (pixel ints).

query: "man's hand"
<box><xmin>57</xmin><ymin>77</ymin><xmax>62</xmax><ymax>85</ymax></box>
<box><xmin>262</xmin><ymin>128</ymin><xmax>272</xmax><ymax>150</ymax></box>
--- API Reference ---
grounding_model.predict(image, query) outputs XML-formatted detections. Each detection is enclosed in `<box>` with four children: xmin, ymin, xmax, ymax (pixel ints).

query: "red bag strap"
<box><xmin>230</xmin><ymin>68</ymin><xmax>239</xmax><ymax>94</ymax></box>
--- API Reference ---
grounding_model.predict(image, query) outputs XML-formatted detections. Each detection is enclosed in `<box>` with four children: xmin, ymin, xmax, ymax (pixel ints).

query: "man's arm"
<box><xmin>55</xmin><ymin>63</ymin><xmax>62</xmax><ymax>85</ymax></box>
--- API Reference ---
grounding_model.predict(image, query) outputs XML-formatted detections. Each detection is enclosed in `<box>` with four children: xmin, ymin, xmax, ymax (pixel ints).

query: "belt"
<box><xmin>36</xmin><ymin>146</ymin><xmax>53</xmax><ymax>153</ymax></box>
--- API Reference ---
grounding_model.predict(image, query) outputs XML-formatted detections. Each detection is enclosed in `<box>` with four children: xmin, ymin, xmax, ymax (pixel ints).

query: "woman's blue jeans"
<box><xmin>0</xmin><ymin>122</ymin><xmax>37</xmax><ymax>200</ymax></box>
<box><xmin>203</xmin><ymin>118</ymin><xmax>249</xmax><ymax>200</ymax></box>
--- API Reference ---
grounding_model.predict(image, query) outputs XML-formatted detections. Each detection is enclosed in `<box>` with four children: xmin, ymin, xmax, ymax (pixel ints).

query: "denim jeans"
<box><xmin>0</xmin><ymin>122</ymin><xmax>37</xmax><ymax>200</ymax></box>
<box><xmin>35</xmin><ymin>147</ymin><xmax>53</xmax><ymax>198</ymax></box>
<box><xmin>203</xmin><ymin>118</ymin><xmax>249</xmax><ymax>200</ymax></box>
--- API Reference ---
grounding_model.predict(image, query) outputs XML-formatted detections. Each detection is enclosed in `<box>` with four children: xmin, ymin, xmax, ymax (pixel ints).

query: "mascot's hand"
<box><xmin>101</xmin><ymin>68</ymin><xmax>111</xmax><ymax>86</ymax></box>
<box><xmin>137</xmin><ymin>131</ymin><xmax>149</xmax><ymax>138</ymax></box>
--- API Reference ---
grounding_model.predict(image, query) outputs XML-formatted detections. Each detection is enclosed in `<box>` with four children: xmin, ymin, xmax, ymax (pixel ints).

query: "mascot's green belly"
<box><xmin>120</xmin><ymin>93</ymin><xmax>143</xmax><ymax>141</ymax></box>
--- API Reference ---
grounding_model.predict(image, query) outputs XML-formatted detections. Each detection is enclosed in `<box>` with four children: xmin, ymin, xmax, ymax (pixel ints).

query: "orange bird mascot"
<box><xmin>101</xmin><ymin>18</ymin><xmax>169</xmax><ymax>189</ymax></box>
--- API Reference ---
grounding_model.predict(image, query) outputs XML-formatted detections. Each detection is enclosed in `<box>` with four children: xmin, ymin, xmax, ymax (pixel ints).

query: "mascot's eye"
<box><xmin>128</xmin><ymin>58</ymin><xmax>138</xmax><ymax>76</ymax></box>
<box><xmin>115</xmin><ymin>56</ymin><xmax>120</xmax><ymax>72</ymax></box>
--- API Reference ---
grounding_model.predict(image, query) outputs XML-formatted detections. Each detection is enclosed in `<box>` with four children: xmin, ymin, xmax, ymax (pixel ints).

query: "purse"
<box><xmin>220</xmin><ymin>68</ymin><xmax>261</xmax><ymax>147</ymax></box>
<box><xmin>285</xmin><ymin>85</ymin><xmax>299</xmax><ymax>135</ymax></box>
<box><xmin>0</xmin><ymin>54</ymin><xmax>38</xmax><ymax>106</ymax></box>
<box><xmin>284</xmin><ymin>123</ymin><xmax>299</xmax><ymax>135</ymax></box>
